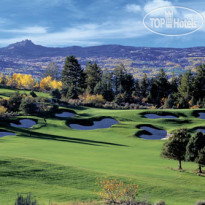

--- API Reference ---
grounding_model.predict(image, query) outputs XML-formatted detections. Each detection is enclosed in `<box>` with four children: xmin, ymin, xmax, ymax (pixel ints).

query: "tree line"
<box><xmin>0</xmin><ymin>55</ymin><xmax>205</xmax><ymax>109</ymax></box>
<box><xmin>60</xmin><ymin>55</ymin><xmax>205</xmax><ymax>108</ymax></box>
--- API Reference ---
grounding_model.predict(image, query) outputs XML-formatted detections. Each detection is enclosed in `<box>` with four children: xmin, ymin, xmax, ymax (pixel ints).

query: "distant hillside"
<box><xmin>0</xmin><ymin>39</ymin><xmax>205</xmax><ymax>79</ymax></box>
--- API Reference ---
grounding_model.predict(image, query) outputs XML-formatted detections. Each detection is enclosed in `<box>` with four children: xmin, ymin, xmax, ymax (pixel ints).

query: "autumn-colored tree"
<box><xmin>6</xmin><ymin>73</ymin><xmax>35</xmax><ymax>89</ymax></box>
<box><xmin>40</xmin><ymin>76</ymin><xmax>62</xmax><ymax>91</ymax></box>
<box><xmin>0</xmin><ymin>105</ymin><xmax>7</xmax><ymax>117</ymax></box>
<box><xmin>81</xmin><ymin>93</ymin><xmax>105</xmax><ymax>104</ymax></box>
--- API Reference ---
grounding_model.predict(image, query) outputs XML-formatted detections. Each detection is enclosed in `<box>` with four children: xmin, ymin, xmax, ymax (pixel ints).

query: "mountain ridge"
<box><xmin>0</xmin><ymin>40</ymin><xmax>205</xmax><ymax>79</ymax></box>
<box><xmin>1</xmin><ymin>40</ymin><xmax>205</xmax><ymax>59</ymax></box>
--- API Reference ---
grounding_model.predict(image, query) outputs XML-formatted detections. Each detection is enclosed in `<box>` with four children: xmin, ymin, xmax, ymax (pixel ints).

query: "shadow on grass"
<box><xmin>18</xmin><ymin>130</ymin><xmax>127</xmax><ymax>147</ymax></box>
<box><xmin>65</xmin><ymin>105</ymin><xmax>88</xmax><ymax>111</ymax></box>
<box><xmin>0</xmin><ymin>92</ymin><xmax>13</xmax><ymax>97</ymax></box>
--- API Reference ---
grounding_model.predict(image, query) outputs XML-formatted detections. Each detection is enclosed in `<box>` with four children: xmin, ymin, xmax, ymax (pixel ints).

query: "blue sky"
<box><xmin>0</xmin><ymin>0</ymin><xmax>205</xmax><ymax>48</ymax></box>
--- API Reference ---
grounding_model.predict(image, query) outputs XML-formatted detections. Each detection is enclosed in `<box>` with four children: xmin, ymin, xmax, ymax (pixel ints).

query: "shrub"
<box><xmin>51</xmin><ymin>88</ymin><xmax>61</xmax><ymax>101</ymax></box>
<box><xmin>97</xmin><ymin>178</ymin><xmax>139</xmax><ymax>204</ymax></box>
<box><xmin>80</xmin><ymin>93</ymin><xmax>105</xmax><ymax>106</ymax></box>
<box><xmin>15</xmin><ymin>193</ymin><xmax>37</xmax><ymax>205</ymax></box>
<box><xmin>196</xmin><ymin>201</ymin><xmax>205</xmax><ymax>205</ymax></box>
<box><xmin>154</xmin><ymin>201</ymin><xmax>166</xmax><ymax>205</ymax></box>
<box><xmin>8</xmin><ymin>91</ymin><xmax>23</xmax><ymax>112</ymax></box>
<box><xmin>20</xmin><ymin>97</ymin><xmax>38</xmax><ymax>115</ymax></box>
<box><xmin>30</xmin><ymin>91</ymin><xmax>37</xmax><ymax>98</ymax></box>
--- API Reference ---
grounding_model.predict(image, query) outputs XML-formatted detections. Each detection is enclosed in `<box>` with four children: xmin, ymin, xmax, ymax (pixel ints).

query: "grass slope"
<box><xmin>0</xmin><ymin>87</ymin><xmax>49</xmax><ymax>99</ymax></box>
<box><xmin>0</xmin><ymin>89</ymin><xmax>205</xmax><ymax>204</ymax></box>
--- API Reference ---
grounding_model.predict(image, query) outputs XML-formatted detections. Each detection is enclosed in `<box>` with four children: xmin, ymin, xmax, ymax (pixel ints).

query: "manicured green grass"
<box><xmin>0</xmin><ymin>93</ymin><xmax>205</xmax><ymax>204</ymax></box>
<box><xmin>0</xmin><ymin>87</ymin><xmax>49</xmax><ymax>98</ymax></box>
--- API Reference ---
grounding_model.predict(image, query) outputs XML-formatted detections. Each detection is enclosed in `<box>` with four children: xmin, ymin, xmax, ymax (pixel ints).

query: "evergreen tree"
<box><xmin>66</xmin><ymin>85</ymin><xmax>78</xmax><ymax>99</ymax></box>
<box><xmin>62</xmin><ymin>55</ymin><xmax>84</xmax><ymax>97</ymax></box>
<box><xmin>85</xmin><ymin>61</ymin><xmax>102</xmax><ymax>94</ymax></box>
<box><xmin>140</xmin><ymin>73</ymin><xmax>149</xmax><ymax>97</ymax></box>
<box><xmin>94</xmin><ymin>82</ymin><xmax>102</xmax><ymax>95</ymax></box>
<box><xmin>78</xmin><ymin>71</ymin><xmax>87</xmax><ymax>94</ymax></box>
<box><xmin>98</xmin><ymin>69</ymin><xmax>114</xmax><ymax>102</ymax></box>
<box><xmin>161</xmin><ymin>128</ymin><xmax>190</xmax><ymax>170</ymax></box>
<box><xmin>147</xmin><ymin>69</ymin><xmax>170</xmax><ymax>106</ymax></box>
<box><xmin>133</xmin><ymin>79</ymin><xmax>140</xmax><ymax>97</ymax></box>
<box><xmin>122</xmin><ymin>73</ymin><xmax>135</xmax><ymax>94</ymax></box>
<box><xmin>163</xmin><ymin>94</ymin><xmax>175</xmax><ymax>109</ymax></box>
<box><xmin>178</xmin><ymin>70</ymin><xmax>194</xmax><ymax>104</ymax></box>
<box><xmin>156</xmin><ymin>68</ymin><xmax>170</xmax><ymax>96</ymax></box>
<box><xmin>170</xmin><ymin>72</ymin><xmax>178</xmax><ymax>93</ymax></box>
<box><xmin>60</xmin><ymin>87</ymin><xmax>68</xmax><ymax>98</ymax></box>
<box><xmin>147</xmin><ymin>78</ymin><xmax>159</xmax><ymax>105</ymax></box>
<box><xmin>113</xmin><ymin>64</ymin><xmax>127</xmax><ymax>94</ymax></box>
<box><xmin>186</xmin><ymin>132</ymin><xmax>205</xmax><ymax>173</ymax></box>
<box><xmin>114</xmin><ymin>93</ymin><xmax>123</xmax><ymax>105</ymax></box>
<box><xmin>193</xmin><ymin>64</ymin><xmax>205</xmax><ymax>102</ymax></box>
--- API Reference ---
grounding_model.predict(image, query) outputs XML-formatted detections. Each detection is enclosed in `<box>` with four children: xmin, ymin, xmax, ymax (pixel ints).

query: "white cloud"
<box><xmin>126</xmin><ymin>4</ymin><xmax>141</xmax><ymax>13</ymax></box>
<box><xmin>0</xmin><ymin>20</ymin><xmax>149</xmax><ymax>47</ymax></box>
<box><xmin>144</xmin><ymin>0</ymin><xmax>173</xmax><ymax>13</ymax></box>
<box><xmin>0</xmin><ymin>26</ymin><xmax>48</xmax><ymax>34</ymax></box>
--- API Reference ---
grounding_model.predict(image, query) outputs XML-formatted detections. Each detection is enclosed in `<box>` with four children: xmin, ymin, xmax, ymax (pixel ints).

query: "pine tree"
<box><xmin>66</xmin><ymin>85</ymin><xmax>78</xmax><ymax>99</ymax></box>
<box><xmin>122</xmin><ymin>73</ymin><xmax>135</xmax><ymax>95</ymax></box>
<box><xmin>85</xmin><ymin>61</ymin><xmax>102</xmax><ymax>94</ymax></box>
<box><xmin>147</xmin><ymin>69</ymin><xmax>170</xmax><ymax>106</ymax></box>
<box><xmin>98</xmin><ymin>69</ymin><xmax>114</xmax><ymax>102</ymax></box>
<box><xmin>147</xmin><ymin>78</ymin><xmax>159</xmax><ymax>105</ymax></box>
<box><xmin>133</xmin><ymin>79</ymin><xmax>140</xmax><ymax>97</ymax></box>
<box><xmin>140</xmin><ymin>73</ymin><xmax>149</xmax><ymax>97</ymax></box>
<box><xmin>170</xmin><ymin>72</ymin><xmax>178</xmax><ymax>93</ymax></box>
<box><xmin>178</xmin><ymin>70</ymin><xmax>194</xmax><ymax>103</ymax></box>
<box><xmin>62</xmin><ymin>55</ymin><xmax>84</xmax><ymax>98</ymax></box>
<box><xmin>113</xmin><ymin>64</ymin><xmax>126</xmax><ymax>94</ymax></box>
<box><xmin>164</xmin><ymin>94</ymin><xmax>175</xmax><ymax>108</ymax></box>
<box><xmin>193</xmin><ymin>64</ymin><xmax>205</xmax><ymax>101</ymax></box>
